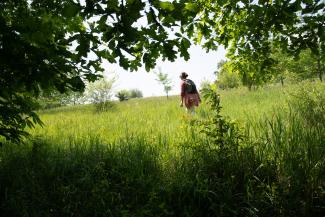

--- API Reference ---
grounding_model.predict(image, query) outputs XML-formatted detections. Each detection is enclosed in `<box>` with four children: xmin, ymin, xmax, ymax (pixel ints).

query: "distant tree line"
<box><xmin>215</xmin><ymin>48</ymin><xmax>324</xmax><ymax>90</ymax></box>
<box><xmin>115</xmin><ymin>89</ymin><xmax>143</xmax><ymax>102</ymax></box>
<box><xmin>38</xmin><ymin>78</ymin><xmax>143</xmax><ymax>108</ymax></box>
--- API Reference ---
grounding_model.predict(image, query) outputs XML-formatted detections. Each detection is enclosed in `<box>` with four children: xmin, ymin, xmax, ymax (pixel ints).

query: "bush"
<box><xmin>115</xmin><ymin>90</ymin><xmax>130</xmax><ymax>101</ymax></box>
<box><xmin>86</xmin><ymin>78</ymin><xmax>115</xmax><ymax>104</ymax></box>
<box><xmin>129</xmin><ymin>89</ymin><xmax>143</xmax><ymax>98</ymax></box>
<box><xmin>94</xmin><ymin>101</ymin><xmax>116</xmax><ymax>112</ymax></box>
<box><xmin>288</xmin><ymin>81</ymin><xmax>325</xmax><ymax>127</ymax></box>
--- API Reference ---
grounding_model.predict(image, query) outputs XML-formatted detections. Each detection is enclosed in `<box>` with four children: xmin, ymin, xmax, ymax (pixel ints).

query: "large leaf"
<box><xmin>159</xmin><ymin>1</ymin><xmax>175</xmax><ymax>11</ymax></box>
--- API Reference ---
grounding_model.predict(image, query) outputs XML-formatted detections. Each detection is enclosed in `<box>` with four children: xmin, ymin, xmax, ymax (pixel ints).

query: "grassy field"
<box><xmin>28</xmin><ymin>83</ymin><xmax>289</xmax><ymax>145</ymax></box>
<box><xmin>0</xmin><ymin>82</ymin><xmax>324</xmax><ymax>217</ymax></box>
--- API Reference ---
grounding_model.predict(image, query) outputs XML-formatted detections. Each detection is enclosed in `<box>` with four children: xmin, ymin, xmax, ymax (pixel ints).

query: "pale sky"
<box><xmin>78</xmin><ymin>0</ymin><xmax>227</xmax><ymax>97</ymax></box>
<box><xmin>103</xmin><ymin>45</ymin><xmax>226</xmax><ymax>97</ymax></box>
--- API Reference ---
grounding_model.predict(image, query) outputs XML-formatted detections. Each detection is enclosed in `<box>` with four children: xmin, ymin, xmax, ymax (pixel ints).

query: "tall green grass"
<box><xmin>0</xmin><ymin>82</ymin><xmax>324</xmax><ymax>216</ymax></box>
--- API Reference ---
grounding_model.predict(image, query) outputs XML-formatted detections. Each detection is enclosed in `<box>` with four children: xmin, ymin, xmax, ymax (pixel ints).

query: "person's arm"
<box><xmin>180</xmin><ymin>81</ymin><xmax>185</xmax><ymax>106</ymax></box>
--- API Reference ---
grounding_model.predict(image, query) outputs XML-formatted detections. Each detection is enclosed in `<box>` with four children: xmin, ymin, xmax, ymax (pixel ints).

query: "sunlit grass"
<box><xmin>29</xmin><ymin>84</ymin><xmax>293</xmax><ymax>147</ymax></box>
<box><xmin>2</xmin><ymin>82</ymin><xmax>323</xmax><ymax>216</ymax></box>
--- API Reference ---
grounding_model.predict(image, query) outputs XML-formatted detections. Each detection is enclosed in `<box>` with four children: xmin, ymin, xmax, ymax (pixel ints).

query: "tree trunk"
<box><xmin>280</xmin><ymin>76</ymin><xmax>284</xmax><ymax>86</ymax></box>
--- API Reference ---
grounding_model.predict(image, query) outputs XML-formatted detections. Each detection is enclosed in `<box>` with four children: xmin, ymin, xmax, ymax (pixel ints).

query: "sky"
<box><xmin>102</xmin><ymin>45</ymin><xmax>227</xmax><ymax>97</ymax></box>
<box><xmin>77</xmin><ymin>0</ymin><xmax>228</xmax><ymax>97</ymax></box>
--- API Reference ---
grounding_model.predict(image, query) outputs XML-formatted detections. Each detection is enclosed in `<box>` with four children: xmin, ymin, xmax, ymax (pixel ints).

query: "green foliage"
<box><xmin>94</xmin><ymin>101</ymin><xmax>116</xmax><ymax>113</ymax></box>
<box><xmin>232</xmin><ymin>54</ymin><xmax>276</xmax><ymax>90</ymax></box>
<box><xmin>0</xmin><ymin>139</ymin><xmax>163</xmax><ymax>217</ymax></box>
<box><xmin>37</xmin><ymin>90</ymin><xmax>84</xmax><ymax>109</ymax></box>
<box><xmin>86</xmin><ymin>0</ymin><xmax>198</xmax><ymax>71</ymax></box>
<box><xmin>38</xmin><ymin>95</ymin><xmax>63</xmax><ymax>110</ymax></box>
<box><xmin>115</xmin><ymin>89</ymin><xmax>130</xmax><ymax>102</ymax></box>
<box><xmin>271</xmin><ymin>48</ymin><xmax>324</xmax><ymax>84</ymax></box>
<box><xmin>244</xmin><ymin>84</ymin><xmax>325</xmax><ymax>216</ymax></box>
<box><xmin>0</xmin><ymin>0</ymin><xmax>197</xmax><ymax>141</ymax></box>
<box><xmin>220</xmin><ymin>48</ymin><xmax>324</xmax><ymax>88</ymax></box>
<box><xmin>60</xmin><ymin>91</ymin><xmax>85</xmax><ymax>106</ymax></box>
<box><xmin>2</xmin><ymin>0</ymin><xmax>324</xmax><ymax>141</ymax></box>
<box><xmin>194</xmin><ymin>85</ymin><xmax>243</xmax><ymax>151</ymax></box>
<box><xmin>116</xmin><ymin>89</ymin><xmax>143</xmax><ymax>101</ymax></box>
<box><xmin>0</xmin><ymin>94</ymin><xmax>43</xmax><ymax>142</ymax></box>
<box><xmin>1</xmin><ymin>82</ymin><xmax>324</xmax><ymax>216</ymax></box>
<box><xmin>215</xmin><ymin>60</ymin><xmax>241</xmax><ymax>89</ymax></box>
<box><xmin>0</xmin><ymin>0</ymin><xmax>97</xmax><ymax>141</ymax></box>
<box><xmin>192</xmin><ymin>0</ymin><xmax>324</xmax><ymax>87</ymax></box>
<box><xmin>288</xmin><ymin>81</ymin><xmax>325</xmax><ymax>127</ymax></box>
<box><xmin>129</xmin><ymin>89</ymin><xmax>143</xmax><ymax>98</ymax></box>
<box><xmin>193</xmin><ymin>0</ymin><xmax>324</xmax><ymax>58</ymax></box>
<box><xmin>198</xmin><ymin>79</ymin><xmax>211</xmax><ymax>92</ymax></box>
<box><xmin>155</xmin><ymin>69</ymin><xmax>172</xmax><ymax>99</ymax></box>
<box><xmin>86</xmin><ymin>77</ymin><xmax>115</xmax><ymax>104</ymax></box>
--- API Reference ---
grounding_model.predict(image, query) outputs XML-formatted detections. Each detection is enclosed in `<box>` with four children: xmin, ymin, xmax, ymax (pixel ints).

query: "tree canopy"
<box><xmin>0</xmin><ymin>0</ymin><xmax>196</xmax><ymax>140</ymax></box>
<box><xmin>1</xmin><ymin>0</ymin><xmax>324</xmax><ymax>141</ymax></box>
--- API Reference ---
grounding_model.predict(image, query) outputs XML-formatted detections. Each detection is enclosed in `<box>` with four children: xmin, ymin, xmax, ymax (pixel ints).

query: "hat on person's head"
<box><xmin>180</xmin><ymin>72</ymin><xmax>188</xmax><ymax>79</ymax></box>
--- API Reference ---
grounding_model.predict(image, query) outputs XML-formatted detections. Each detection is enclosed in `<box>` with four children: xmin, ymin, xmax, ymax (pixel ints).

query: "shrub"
<box><xmin>94</xmin><ymin>101</ymin><xmax>116</xmax><ymax>112</ymax></box>
<box><xmin>129</xmin><ymin>89</ymin><xmax>143</xmax><ymax>98</ymax></box>
<box><xmin>288</xmin><ymin>81</ymin><xmax>325</xmax><ymax>127</ymax></box>
<box><xmin>115</xmin><ymin>90</ymin><xmax>130</xmax><ymax>101</ymax></box>
<box><xmin>86</xmin><ymin>78</ymin><xmax>115</xmax><ymax>104</ymax></box>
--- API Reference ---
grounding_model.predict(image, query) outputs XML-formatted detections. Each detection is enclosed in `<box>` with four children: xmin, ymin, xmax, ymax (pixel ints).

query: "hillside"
<box><xmin>1</xmin><ymin>82</ymin><xmax>324</xmax><ymax>217</ymax></box>
<box><xmin>29</xmin><ymin>84</ymin><xmax>289</xmax><ymax>145</ymax></box>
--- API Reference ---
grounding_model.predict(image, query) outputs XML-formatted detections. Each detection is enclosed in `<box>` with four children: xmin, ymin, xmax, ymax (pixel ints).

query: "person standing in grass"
<box><xmin>179</xmin><ymin>72</ymin><xmax>201</xmax><ymax>114</ymax></box>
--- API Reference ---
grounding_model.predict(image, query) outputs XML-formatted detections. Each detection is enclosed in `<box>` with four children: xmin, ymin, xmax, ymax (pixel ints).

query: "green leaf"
<box><xmin>184</xmin><ymin>3</ymin><xmax>199</xmax><ymax>13</ymax></box>
<box><xmin>63</xmin><ymin>3</ymin><xmax>80</xmax><ymax>18</ymax></box>
<box><xmin>187</xmin><ymin>23</ymin><xmax>194</xmax><ymax>38</ymax></box>
<box><xmin>159</xmin><ymin>2</ymin><xmax>175</xmax><ymax>11</ymax></box>
<box><xmin>180</xmin><ymin>38</ymin><xmax>191</xmax><ymax>60</ymax></box>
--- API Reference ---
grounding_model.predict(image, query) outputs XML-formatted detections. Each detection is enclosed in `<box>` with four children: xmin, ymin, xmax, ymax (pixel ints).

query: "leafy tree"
<box><xmin>270</xmin><ymin>49</ymin><xmax>297</xmax><ymax>86</ymax></box>
<box><xmin>189</xmin><ymin>0</ymin><xmax>324</xmax><ymax>85</ymax></box>
<box><xmin>271</xmin><ymin>48</ymin><xmax>324</xmax><ymax>85</ymax></box>
<box><xmin>155</xmin><ymin>69</ymin><xmax>172</xmax><ymax>99</ymax></box>
<box><xmin>37</xmin><ymin>91</ymin><xmax>64</xmax><ymax>110</ymax></box>
<box><xmin>86</xmin><ymin>77</ymin><xmax>116</xmax><ymax>112</ymax></box>
<box><xmin>115</xmin><ymin>90</ymin><xmax>130</xmax><ymax>102</ymax></box>
<box><xmin>60</xmin><ymin>91</ymin><xmax>85</xmax><ymax>106</ymax></box>
<box><xmin>298</xmin><ymin>49</ymin><xmax>324</xmax><ymax>82</ymax></box>
<box><xmin>2</xmin><ymin>0</ymin><xmax>324</xmax><ymax>140</ymax></box>
<box><xmin>0</xmin><ymin>0</ymin><xmax>98</xmax><ymax>140</ymax></box>
<box><xmin>0</xmin><ymin>0</ymin><xmax>197</xmax><ymax>141</ymax></box>
<box><xmin>86</xmin><ymin>77</ymin><xmax>115</xmax><ymax>104</ymax></box>
<box><xmin>38</xmin><ymin>89</ymin><xmax>84</xmax><ymax>109</ymax></box>
<box><xmin>129</xmin><ymin>89</ymin><xmax>143</xmax><ymax>98</ymax></box>
<box><xmin>215</xmin><ymin>60</ymin><xmax>241</xmax><ymax>89</ymax></box>
<box><xmin>116</xmin><ymin>89</ymin><xmax>143</xmax><ymax>101</ymax></box>
<box><xmin>192</xmin><ymin>1</ymin><xmax>324</xmax><ymax>58</ymax></box>
<box><xmin>222</xmin><ymin>47</ymin><xmax>322</xmax><ymax>88</ymax></box>
<box><xmin>226</xmin><ymin>54</ymin><xmax>275</xmax><ymax>90</ymax></box>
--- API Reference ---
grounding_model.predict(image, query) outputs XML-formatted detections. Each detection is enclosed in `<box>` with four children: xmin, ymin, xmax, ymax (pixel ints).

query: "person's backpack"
<box><xmin>184</xmin><ymin>79</ymin><xmax>197</xmax><ymax>94</ymax></box>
